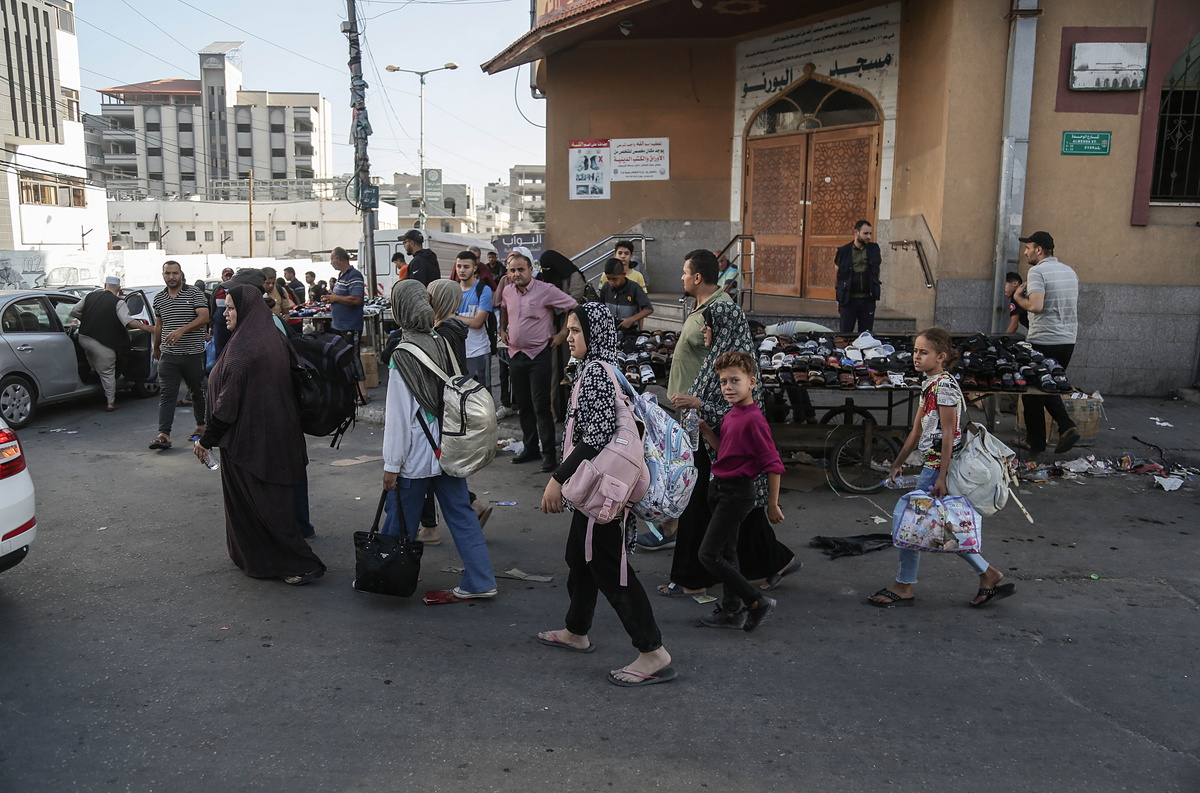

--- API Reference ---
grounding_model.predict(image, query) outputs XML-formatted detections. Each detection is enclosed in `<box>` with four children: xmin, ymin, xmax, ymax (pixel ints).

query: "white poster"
<box><xmin>610</xmin><ymin>137</ymin><xmax>670</xmax><ymax>181</ymax></box>
<box><xmin>569</xmin><ymin>139</ymin><xmax>611</xmax><ymax>200</ymax></box>
<box><xmin>731</xmin><ymin>3</ymin><xmax>901</xmax><ymax>220</ymax></box>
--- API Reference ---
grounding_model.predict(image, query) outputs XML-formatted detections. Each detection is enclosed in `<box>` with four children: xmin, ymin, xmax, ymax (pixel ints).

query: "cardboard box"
<box><xmin>360</xmin><ymin>350</ymin><xmax>379</xmax><ymax>389</ymax></box>
<box><xmin>1016</xmin><ymin>393</ymin><xmax>1101</xmax><ymax>446</ymax></box>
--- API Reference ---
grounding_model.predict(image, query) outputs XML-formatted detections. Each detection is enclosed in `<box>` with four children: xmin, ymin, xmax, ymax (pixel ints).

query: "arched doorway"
<box><xmin>743</xmin><ymin>65</ymin><xmax>882</xmax><ymax>300</ymax></box>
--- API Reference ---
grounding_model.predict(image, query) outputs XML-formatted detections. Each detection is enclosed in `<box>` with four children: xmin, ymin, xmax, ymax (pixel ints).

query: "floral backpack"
<box><xmin>612</xmin><ymin>370</ymin><xmax>698</xmax><ymax>523</ymax></box>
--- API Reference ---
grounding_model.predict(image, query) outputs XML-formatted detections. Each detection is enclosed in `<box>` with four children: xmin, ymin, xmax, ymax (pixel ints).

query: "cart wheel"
<box><xmin>830</xmin><ymin>429</ymin><xmax>900</xmax><ymax>494</ymax></box>
<box><xmin>820</xmin><ymin>406</ymin><xmax>876</xmax><ymax>426</ymax></box>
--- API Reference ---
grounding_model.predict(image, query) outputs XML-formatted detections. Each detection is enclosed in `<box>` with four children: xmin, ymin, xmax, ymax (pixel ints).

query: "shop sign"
<box><xmin>1061</xmin><ymin>131</ymin><xmax>1111</xmax><ymax>156</ymax></box>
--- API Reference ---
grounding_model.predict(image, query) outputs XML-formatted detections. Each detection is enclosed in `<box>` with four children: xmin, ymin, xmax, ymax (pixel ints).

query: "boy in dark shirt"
<box><xmin>1005</xmin><ymin>271</ymin><xmax>1029</xmax><ymax>333</ymax></box>
<box><xmin>696</xmin><ymin>350</ymin><xmax>785</xmax><ymax>632</ymax></box>
<box><xmin>598</xmin><ymin>257</ymin><xmax>653</xmax><ymax>338</ymax></box>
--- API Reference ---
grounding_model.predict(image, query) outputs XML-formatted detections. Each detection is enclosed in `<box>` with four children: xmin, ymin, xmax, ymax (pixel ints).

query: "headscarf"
<box><xmin>206</xmin><ymin>284</ymin><xmax>307</xmax><ymax>483</ymax></box>
<box><xmin>389</xmin><ymin>279</ymin><xmax>453</xmax><ymax>417</ymax></box>
<box><xmin>537</xmin><ymin>249</ymin><xmax>580</xmax><ymax>290</ymax></box>
<box><xmin>428</xmin><ymin>278</ymin><xmax>467</xmax><ymax>371</ymax></box>
<box><xmin>566</xmin><ymin>302</ymin><xmax>620</xmax><ymax>451</ymax></box>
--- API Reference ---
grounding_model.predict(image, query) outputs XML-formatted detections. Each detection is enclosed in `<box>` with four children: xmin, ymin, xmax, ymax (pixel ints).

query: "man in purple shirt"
<box><xmin>499</xmin><ymin>248</ymin><xmax>578</xmax><ymax>472</ymax></box>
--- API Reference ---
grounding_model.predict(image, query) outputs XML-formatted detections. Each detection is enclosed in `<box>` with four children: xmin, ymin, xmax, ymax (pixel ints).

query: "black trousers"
<box><xmin>510</xmin><ymin>347</ymin><xmax>555</xmax><ymax>461</ymax></box>
<box><xmin>1021</xmin><ymin>342</ymin><xmax>1077</xmax><ymax>451</ymax></box>
<box><xmin>498</xmin><ymin>348</ymin><xmax>511</xmax><ymax>408</ymax></box>
<box><xmin>700</xmin><ymin>476</ymin><xmax>764</xmax><ymax>613</ymax></box>
<box><xmin>838</xmin><ymin>297</ymin><xmax>876</xmax><ymax>333</ymax></box>
<box><xmin>564</xmin><ymin>510</ymin><xmax>663</xmax><ymax>653</ymax></box>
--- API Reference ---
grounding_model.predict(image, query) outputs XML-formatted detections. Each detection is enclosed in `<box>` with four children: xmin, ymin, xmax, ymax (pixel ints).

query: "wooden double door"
<box><xmin>744</xmin><ymin>125</ymin><xmax>880</xmax><ymax>299</ymax></box>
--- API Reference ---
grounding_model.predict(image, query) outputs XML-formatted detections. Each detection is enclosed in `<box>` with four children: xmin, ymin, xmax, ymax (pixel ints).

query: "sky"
<box><xmin>75</xmin><ymin>0</ymin><xmax>546</xmax><ymax>196</ymax></box>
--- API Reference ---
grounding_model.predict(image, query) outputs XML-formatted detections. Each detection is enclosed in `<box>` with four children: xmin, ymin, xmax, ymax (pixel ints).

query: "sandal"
<box><xmin>760</xmin><ymin>558</ymin><xmax>803</xmax><ymax>591</ymax></box>
<box><xmin>970</xmin><ymin>582</ymin><xmax>1015</xmax><ymax>608</ymax></box>
<box><xmin>657</xmin><ymin>582</ymin><xmax>706</xmax><ymax>598</ymax></box>
<box><xmin>149</xmin><ymin>434</ymin><xmax>172</xmax><ymax>450</ymax></box>
<box><xmin>282</xmin><ymin>569</ymin><xmax>325</xmax><ymax>586</ymax></box>
<box><xmin>867</xmin><ymin>588</ymin><xmax>914</xmax><ymax>608</ymax></box>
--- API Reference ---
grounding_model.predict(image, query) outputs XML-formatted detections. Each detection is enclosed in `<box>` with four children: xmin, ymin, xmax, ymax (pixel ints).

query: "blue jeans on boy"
<box><xmin>383</xmin><ymin>474</ymin><xmax>496</xmax><ymax>594</ymax></box>
<box><xmin>893</xmin><ymin>466</ymin><xmax>990</xmax><ymax>584</ymax></box>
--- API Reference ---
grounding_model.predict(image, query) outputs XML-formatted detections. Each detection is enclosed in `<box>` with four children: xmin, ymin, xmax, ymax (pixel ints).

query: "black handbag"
<box><xmin>353</xmin><ymin>489</ymin><xmax>424</xmax><ymax>597</ymax></box>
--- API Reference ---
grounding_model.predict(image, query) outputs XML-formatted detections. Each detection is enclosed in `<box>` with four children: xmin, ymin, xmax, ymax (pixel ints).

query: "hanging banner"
<box><xmin>569</xmin><ymin>139</ymin><xmax>610</xmax><ymax>200</ymax></box>
<box><xmin>610</xmin><ymin>137</ymin><xmax>669</xmax><ymax>181</ymax></box>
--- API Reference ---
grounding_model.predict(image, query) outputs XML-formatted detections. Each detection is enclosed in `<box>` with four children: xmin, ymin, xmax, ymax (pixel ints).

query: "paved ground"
<box><xmin>1</xmin><ymin>388</ymin><xmax>1197</xmax><ymax>792</ymax></box>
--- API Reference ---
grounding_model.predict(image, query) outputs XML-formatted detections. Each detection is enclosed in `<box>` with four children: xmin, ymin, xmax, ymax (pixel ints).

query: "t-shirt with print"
<box><xmin>917</xmin><ymin>372</ymin><xmax>964</xmax><ymax>470</ymax></box>
<box><xmin>457</xmin><ymin>281</ymin><xmax>493</xmax><ymax>359</ymax></box>
<box><xmin>331</xmin><ymin>266</ymin><xmax>365</xmax><ymax>331</ymax></box>
<box><xmin>152</xmin><ymin>285</ymin><xmax>208</xmax><ymax>356</ymax></box>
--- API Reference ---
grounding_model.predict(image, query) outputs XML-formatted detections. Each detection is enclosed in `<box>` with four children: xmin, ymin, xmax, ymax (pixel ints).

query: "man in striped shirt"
<box><xmin>149</xmin><ymin>260</ymin><xmax>210</xmax><ymax>450</ymax></box>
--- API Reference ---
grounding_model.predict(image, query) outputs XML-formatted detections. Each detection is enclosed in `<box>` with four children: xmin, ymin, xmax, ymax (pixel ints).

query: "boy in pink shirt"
<box><xmin>697</xmin><ymin>350</ymin><xmax>786</xmax><ymax>632</ymax></box>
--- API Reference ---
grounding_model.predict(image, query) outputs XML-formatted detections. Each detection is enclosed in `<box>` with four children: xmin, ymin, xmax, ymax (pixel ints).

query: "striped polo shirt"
<box><xmin>1025</xmin><ymin>258</ymin><xmax>1078</xmax><ymax>345</ymax></box>
<box><xmin>153</xmin><ymin>285</ymin><xmax>209</xmax><ymax>355</ymax></box>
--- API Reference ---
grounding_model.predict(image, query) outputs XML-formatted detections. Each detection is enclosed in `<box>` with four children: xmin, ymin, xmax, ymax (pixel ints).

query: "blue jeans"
<box><xmin>893</xmin><ymin>467</ymin><xmax>990</xmax><ymax>584</ymax></box>
<box><xmin>383</xmin><ymin>474</ymin><xmax>496</xmax><ymax>594</ymax></box>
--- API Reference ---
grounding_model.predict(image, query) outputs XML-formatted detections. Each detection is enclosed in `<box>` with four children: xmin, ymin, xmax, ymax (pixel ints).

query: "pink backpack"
<box><xmin>561</xmin><ymin>361</ymin><xmax>650</xmax><ymax>585</ymax></box>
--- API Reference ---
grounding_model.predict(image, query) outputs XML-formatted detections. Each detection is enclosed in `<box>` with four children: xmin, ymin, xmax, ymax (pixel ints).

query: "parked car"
<box><xmin>0</xmin><ymin>289</ymin><xmax>159</xmax><ymax>428</ymax></box>
<box><xmin>0</xmin><ymin>412</ymin><xmax>35</xmax><ymax>574</ymax></box>
<box><xmin>39</xmin><ymin>284</ymin><xmax>100</xmax><ymax>299</ymax></box>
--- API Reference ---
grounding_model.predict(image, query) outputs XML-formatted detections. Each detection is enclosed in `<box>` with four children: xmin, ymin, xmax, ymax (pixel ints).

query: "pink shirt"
<box><xmin>711</xmin><ymin>403</ymin><xmax>785</xmax><ymax>480</ymax></box>
<box><xmin>500</xmin><ymin>278</ymin><xmax>577</xmax><ymax>358</ymax></box>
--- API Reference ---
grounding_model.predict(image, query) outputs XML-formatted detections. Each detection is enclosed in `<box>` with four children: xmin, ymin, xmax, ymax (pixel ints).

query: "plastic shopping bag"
<box><xmin>892</xmin><ymin>490</ymin><xmax>982</xmax><ymax>553</ymax></box>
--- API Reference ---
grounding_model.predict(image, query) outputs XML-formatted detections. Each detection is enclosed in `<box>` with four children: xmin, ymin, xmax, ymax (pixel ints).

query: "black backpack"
<box><xmin>475</xmin><ymin>281</ymin><xmax>499</xmax><ymax>354</ymax></box>
<box><xmin>289</xmin><ymin>330</ymin><xmax>359</xmax><ymax>447</ymax></box>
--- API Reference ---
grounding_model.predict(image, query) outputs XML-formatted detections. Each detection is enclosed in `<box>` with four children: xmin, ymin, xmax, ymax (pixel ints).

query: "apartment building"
<box><xmin>508</xmin><ymin>164</ymin><xmax>545</xmax><ymax>232</ymax></box>
<box><xmin>91</xmin><ymin>42</ymin><xmax>332</xmax><ymax>201</ymax></box>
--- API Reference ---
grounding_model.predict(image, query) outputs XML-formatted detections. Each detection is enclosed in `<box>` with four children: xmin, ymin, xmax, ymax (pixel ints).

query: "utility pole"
<box><xmin>344</xmin><ymin>0</ymin><xmax>377</xmax><ymax>294</ymax></box>
<box><xmin>248</xmin><ymin>168</ymin><xmax>254</xmax><ymax>258</ymax></box>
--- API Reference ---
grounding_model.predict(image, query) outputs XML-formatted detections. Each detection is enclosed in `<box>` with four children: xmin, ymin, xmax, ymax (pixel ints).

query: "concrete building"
<box><xmin>508</xmin><ymin>164</ymin><xmax>546</xmax><ymax>232</ymax></box>
<box><xmin>0</xmin><ymin>0</ymin><xmax>107</xmax><ymax>267</ymax></box>
<box><xmin>107</xmin><ymin>198</ymin><xmax>398</xmax><ymax>259</ymax></box>
<box><xmin>90</xmin><ymin>42</ymin><xmax>333</xmax><ymax>201</ymax></box>
<box><xmin>485</xmin><ymin>0</ymin><xmax>1200</xmax><ymax>396</ymax></box>
<box><xmin>382</xmin><ymin>172</ymin><xmax>479</xmax><ymax>233</ymax></box>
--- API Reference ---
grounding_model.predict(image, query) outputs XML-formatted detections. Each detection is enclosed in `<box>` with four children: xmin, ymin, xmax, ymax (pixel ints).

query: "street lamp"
<box><xmin>385</xmin><ymin>62</ymin><xmax>458</xmax><ymax>229</ymax></box>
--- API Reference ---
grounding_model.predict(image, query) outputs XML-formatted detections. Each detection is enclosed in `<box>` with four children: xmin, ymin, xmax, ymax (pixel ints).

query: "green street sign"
<box><xmin>1061</xmin><ymin>131</ymin><xmax>1111</xmax><ymax>156</ymax></box>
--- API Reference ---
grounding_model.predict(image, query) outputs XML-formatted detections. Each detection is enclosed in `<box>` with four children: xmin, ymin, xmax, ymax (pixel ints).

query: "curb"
<box><xmin>1176</xmin><ymin>388</ymin><xmax>1200</xmax><ymax>408</ymax></box>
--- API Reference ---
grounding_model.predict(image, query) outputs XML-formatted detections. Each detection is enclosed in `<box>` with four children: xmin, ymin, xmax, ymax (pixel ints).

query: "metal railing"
<box><xmin>888</xmin><ymin>239</ymin><xmax>935</xmax><ymax>289</ymax></box>
<box><xmin>718</xmin><ymin>234</ymin><xmax>756</xmax><ymax>311</ymax></box>
<box><xmin>570</xmin><ymin>234</ymin><xmax>654</xmax><ymax>283</ymax></box>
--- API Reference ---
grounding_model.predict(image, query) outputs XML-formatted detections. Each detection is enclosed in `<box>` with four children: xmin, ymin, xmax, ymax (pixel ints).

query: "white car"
<box><xmin>0</xmin><ymin>413</ymin><xmax>35</xmax><ymax>573</ymax></box>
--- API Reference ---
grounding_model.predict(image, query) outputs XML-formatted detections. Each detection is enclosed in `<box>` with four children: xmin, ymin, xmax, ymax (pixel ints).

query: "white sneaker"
<box><xmin>850</xmin><ymin>331</ymin><xmax>882</xmax><ymax>349</ymax></box>
<box><xmin>452</xmin><ymin>586</ymin><xmax>498</xmax><ymax>599</ymax></box>
<box><xmin>496</xmin><ymin>406</ymin><xmax>508</xmax><ymax>419</ymax></box>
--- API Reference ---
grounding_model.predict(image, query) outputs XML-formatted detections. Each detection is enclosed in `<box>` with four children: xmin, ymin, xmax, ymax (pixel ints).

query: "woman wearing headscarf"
<box><xmin>657</xmin><ymin>300</ymin><xmax>800</xmax><ymax>601</ymax></box>
<box><xmin>537</xmin><ymin>301</ymin><xmax>675</xmax><ymax>687</ymax></box>
<box><xmin>193</xmin><ymin>284</ymin><xmax>325</xmax><ymax>585</ymax></box>
<box><xmin>381</xmin><ymin>280</ymin><xmax>497</xmax><ymax>599</ymax></box>
<box><xmin>537</xmin><ymin>250</ymin><xmax>589</xmax><ymax>422</ymax></box>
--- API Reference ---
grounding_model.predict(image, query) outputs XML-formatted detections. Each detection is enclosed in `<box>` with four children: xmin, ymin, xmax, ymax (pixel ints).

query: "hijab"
<box><xmin>428</xmin><ymin>278</ymin><xmax>467</xmax><ymax>371</ymax></box>
<box><xmin>566</xmin><ymin>302</ymin><xmax>621</xmax><ymax>453</ymax></box>
<box><xmin>573</xmin><ymin>301</ymin><xmax>620</xmax><ymax>367</ymax></box>
<box><xmin>389</xmin><ymin>279</ymin><xmax>453</xmax><ymax>417</ymax></box>
<box><xmin>537</xmin><ymin>249</ymin><xmax>580</xmax><ymax>290</ymax></box>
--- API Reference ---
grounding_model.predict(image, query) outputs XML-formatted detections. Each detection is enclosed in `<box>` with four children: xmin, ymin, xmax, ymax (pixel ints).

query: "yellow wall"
<box><xmin>544</xmin><ymin>40</ymin><xmax>735</xmax><ymax>255</ymax></box>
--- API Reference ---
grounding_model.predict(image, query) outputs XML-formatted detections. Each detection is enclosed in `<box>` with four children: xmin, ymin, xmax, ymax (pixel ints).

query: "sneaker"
<box><xmin>850</xmin><ymin>331</ymin><xmax>882</xmax><ymax>350</ymax></box>
<box><xmin>636</xmin><ymin>530</ymin><xmax>676</xmax><ymax>551</ymax></box>
<box><xmin>696</xmin><ymin>608</ymin><xmax>747</xmax><ymax>629</ymax></box>
<box><xmin>452</xmin><ymin>586</ymin><xmax>498</xmax><ymax>599</ymax></box>
<box><xmin>744</xmin><ymin>596</ymin><xmax>777</xmax><ymax>632</ymax></box>
<box><xmin>496</xmin><ymin>406</ymin><xmax>508</xmax><ymax>420</ymax></box>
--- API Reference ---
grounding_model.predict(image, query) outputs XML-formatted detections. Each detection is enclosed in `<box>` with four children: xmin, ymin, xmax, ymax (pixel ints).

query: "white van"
<box><xmin>363</xmin><ymin>229</ymin><xmax>496</xmax><ymax>297</ymax></box>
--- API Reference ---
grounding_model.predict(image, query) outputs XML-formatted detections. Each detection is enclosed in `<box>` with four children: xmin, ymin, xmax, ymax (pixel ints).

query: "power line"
<box><xmin>74</xmin><ymin>15</ymin><xmax>198</xmax><ymax>77</ymax></box>
<box><xmin>512</xmin><ymin>62</ymin><xmax>546</xmax><ymax>130</ymax></box>
<box><xmin>118</xmin><ymin>0</ymin><xmax>197</xmax><ymax>60</ymax></box>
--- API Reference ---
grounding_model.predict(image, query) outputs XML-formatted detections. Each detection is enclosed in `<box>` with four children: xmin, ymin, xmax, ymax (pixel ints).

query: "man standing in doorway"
<box><xmin>69</xmin><ymin>276</ymin><xmax>153</xmax><ymax>413</ymax></box>
<box><xmin>402</xmin><ymin>229</ymin><xmax>441</xmax><ymax>286</ymax></box>
<box><xmin>834</xmin><ymin>220</ymin><xmax>881</xmax><ymax>334</ymax></box>
<box><xmin>1012</xmin><ymin>230</ymin><xmax>1080</xmax><ymax>454</ymax></box>
<box><xmin>149</xmin><ymin>261</ymin><xmax>210</xmax><ymax>449</ymax></box>
<box><xmin>499</xmin><ymin>248</ymin><xmax>577</xmax><ymax>472</ymax></box>
<box><xmin>322</xmin><ymin>247</ymin><xmax>369</xmax><ymax>404</ymax></box>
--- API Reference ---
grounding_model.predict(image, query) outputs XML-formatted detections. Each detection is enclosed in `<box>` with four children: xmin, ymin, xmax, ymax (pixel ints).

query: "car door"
<box><xmin>0</xmin><ymin>296</ymin><xmax>82</xmax><ymax>397</ymax></box>
<box><xmin>120</xmin><ymin>290</ymin><xmax>157</xmax><ymax>382</ymax></box>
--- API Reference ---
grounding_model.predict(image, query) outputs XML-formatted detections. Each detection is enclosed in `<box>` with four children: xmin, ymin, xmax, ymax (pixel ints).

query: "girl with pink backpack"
<box><xmin>537</xmin><ymin>302</ymin><xmax>676</xmax><ymax>688</ymax></box>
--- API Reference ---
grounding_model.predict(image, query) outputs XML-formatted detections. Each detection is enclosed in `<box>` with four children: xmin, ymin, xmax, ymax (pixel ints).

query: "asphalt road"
<box><xmin>1</xmin><ymin>393</ymin><xmax>1197</xmax><ymax>792</ymax></box>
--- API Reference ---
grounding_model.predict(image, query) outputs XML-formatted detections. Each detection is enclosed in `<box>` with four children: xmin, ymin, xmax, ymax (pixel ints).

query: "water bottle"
<box><xmin>882</xmin><ymin>474</ymin><xmax>920</xmax><ymax>489</ymax></box>
<box><xmin>682</xmin><ymin>409</ymin><xmax>699</xmax><ymax>449</ymax></box>
<box><xmin>199</xmin><ymin>447</ymin><xmax>220</xmax><ymax>471</ymax></box>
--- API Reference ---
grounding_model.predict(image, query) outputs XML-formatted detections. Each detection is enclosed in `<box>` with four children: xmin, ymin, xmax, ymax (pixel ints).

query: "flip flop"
<box><xmin>536</xmin><ymin>631</ymin><xmax>596</xmax><ymax>654</ymax></box>
<box><xmin>282</xmin><ymin>569</ymin><xmax>324</xmax><ymax>586</ymax></box>
<box><xmin>607</xmin><ymin>666</ymin><xmax>678</xmax><ymax>687</ymax></box>
<box><xmin>422</xmin><ymin>589</ymin><xmax>469</xmax><ymax>605</ymax></box>
<box><xmin>970</xmin><ymin>582</ymin><xmax>1016</xmax><ymax>608</ymax></box>
<box><xmin>867</xmin><ymin>588</ymin><xmax>914</xmax><ymax>608</ymax></box>
<box><xmin>149</xmin><ymin>435</ymin><xmax>172</xmax><ymax>450</ymax></box>
<box><xmin>760</xmin><ymin>558</ymin><xmax>803</xmax><ymax>591</ymax></box>
<box><xmin>657</xmin><ymin>582</ymin><xmax>706</xmax><ymax>598</ymax></box>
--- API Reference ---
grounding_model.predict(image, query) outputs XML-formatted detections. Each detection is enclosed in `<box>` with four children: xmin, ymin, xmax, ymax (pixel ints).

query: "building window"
<box><xmin>276</xmin><ymin>230</ymin><xmax>286</xmax><ymax>241</ymax></box>
<box><xmin>149</xmin><ymin>231</ymin><xmax>159</xmax><ymax>242</ymax></box>
<box><xmin>272</xmin><ymin>171</ymin><xmax>286</xmax><ymax>179</ymax></box>
<box><xmin>181</xmin><ymin>148</ymin><xmax>194</xmax><ymax>157</ymax></box>
<box><xmin>135</xmin><ymin>222</ymin><xmax>146</xmax><ymax>230</ymax></box>
<box><xmin>178</xmin><ymin>122</ymin><xmax>193</xmax><ymax>132</ymax></box>
<box><xmin>146</xmin><ymin>122</ymin><xmax>160</xmax><ymax>132</ymax></box>
<box><xmin>236</xmin><ymin>123</ymin><xmax>251</xmax><ymax>133</ymax></box>
<box><xmin>55</xmin><ymin>4</ymin><xmax>75</xmax><ymax>33</ymax></box>
<box><xmin>270</xmin><ymin>123</ymin><xmax>285</xmax><ymax>133</ymax></box>
<box><xmin>255</xmin><ymin>230</ymin><xmax>265</xmax><ymax>241</ymax></box>
<box><xmin>186</xmin><ymin>231</ymin><xmax>196</xmax><ymax>241</ymax></box>
<box><xmin>238</xmin><ymin>171</ymin><xmax>250</xmax><ymax>178</ymax></box>
<box><xmin>298</xmin><ymin>222</ymin><xmax>308</xmax><ymax>229</ymax></box>
<box><xmin>148</xmin><ymin>148</ymin><xmax>162</xmax><ymax>157</ymax></box>
<box><xmin>221</xmin><ymin>231</ymin><xmax>232</xmax><ymax>240</ymax></box>
<box><xmin>237</xmin><ymin>147</ymin><xmax>252</xmax><ymax>157</ymax></box>
<box><xmin>310</xmin><ymin>221</ymin><xmax>318</xmax><ymax>228</ymax></box>
<box><xmin>18</xmin><ymin>172</ymin><xmax>88</xmax><ymax>207</ymax></box>
<box><xmin>61</xmin><ymin>88</ymin><xmax>80</xmax><ymax>122</ymax></box>
<box><xmin>271</xmin><ymin>148</ymin><xmax>285</xmax><ymax>157</ymax></box>
<box><xmin>181</xmin><ymin>172</ymin><xmax>196</xmax><ymax>181</ymax></box>
<box><xmin>204</xmin><ymin>231</ymin><xmax>214</xmax><ymax>241</ymax></box>
<box><xmin>149</xmin><ymin>173</ymin><xmax>163</xmax><ymax>181</ymax></box>
<box><xmin>1152</xmin><ymin>34</ymin><xmax>1200</xmax><ymax>202</ymax></box>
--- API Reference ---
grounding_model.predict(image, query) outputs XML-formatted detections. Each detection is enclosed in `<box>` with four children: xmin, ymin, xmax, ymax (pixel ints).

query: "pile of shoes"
<box><xmin>617</xmin><ymin>331</ymin><xmax>678</xmax><ymax>389</ymax></box>
<box><xmin>953</xmin><ymin>334</ymin><xmax>1073</xmax><ymax>393</ymax></box>
<box><xmin>754</xmin><ymin>330</ymin><xmax>922</xmax><ymax>392</ymax></box>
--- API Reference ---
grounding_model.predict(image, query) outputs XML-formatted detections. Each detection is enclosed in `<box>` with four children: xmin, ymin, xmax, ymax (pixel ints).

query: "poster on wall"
<box><xmin>569</xmin><ymin>139</ymin><xmax>611</xmax><ymax>200</ymax></box>
<box><xmin>610</xmin><ymin>138</ymin><xmax>670</xmax><ymax>181</ymax></box>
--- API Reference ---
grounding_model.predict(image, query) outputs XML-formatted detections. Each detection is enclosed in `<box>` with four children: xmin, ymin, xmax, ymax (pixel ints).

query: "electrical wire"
<box><xmin>118</xmin><ymin>0</ymin><xmax>196</xmax><ymax>59</ymax></box>
<box><xmin>74</xmin><ymin>16</ymin><xmax>198</xmax><ymax>77</ymax></box>
<box><xmin>512</xmin><ymin>62</ymin><xmax>545</xmax><ymax>129</ymax></box>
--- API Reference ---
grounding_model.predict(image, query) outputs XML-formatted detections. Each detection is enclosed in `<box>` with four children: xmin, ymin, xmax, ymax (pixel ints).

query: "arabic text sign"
<box><xmin>569</xmin><ymin>139</ymin><xmax>611</xmax><ymax>200</ymax></box>
<box><xmin>610</xmin><ymin>138</ymin><xmax>670</xmax><ymax>181</ymax></box>
<box><xmin>1061</xmin><ymin>131</ymin><xmax>1111</xmax><ymax>156</ymax></box>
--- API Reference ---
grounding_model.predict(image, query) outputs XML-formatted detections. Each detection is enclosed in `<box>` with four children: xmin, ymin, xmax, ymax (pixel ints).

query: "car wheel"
<box><xmin>0</xmin><ymin>374</ymin><xmax>37</xmax><ymax>429</ymax></box>
<box><xmin>131</xmin><ymin>381</ymin><xmax>160</xmax><ymax>399</ymax></box>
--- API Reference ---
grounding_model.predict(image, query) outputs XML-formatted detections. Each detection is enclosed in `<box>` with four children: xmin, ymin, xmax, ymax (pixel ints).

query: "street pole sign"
<box><xmin>424</xmin><ymin>168</ymin><xmax>443</xmax><ymax>204</ymax></box>
<box><xmin>1061</xmin><ymin>131</ymin><xmax>1111</xmax><ymax>156</ymax></box>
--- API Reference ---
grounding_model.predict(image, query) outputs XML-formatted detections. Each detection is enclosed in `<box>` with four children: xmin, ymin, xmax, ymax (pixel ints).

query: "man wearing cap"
<box><xmin>150</xmin><ymin>261</ymin><xmax>210</xmax><ymax>449</ymax></box>
<box><xmin>402</xmin><ymin>229</ymin><xmax>441</xmax><ymax>286</ymax></box>
<box><xmin>68</xmin><ymin>277</ymin><xmax>153</xmax><ymax>412</ymax></box>
<box><xmin>1013</xmin><ymin>230</ymin><xmax>1080</xmax><ymax>454</ymax></box>
<box><xmin>499</xmin><ymin>247</ymin><xmax>577</xmax><ymax>472</ymax></box>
